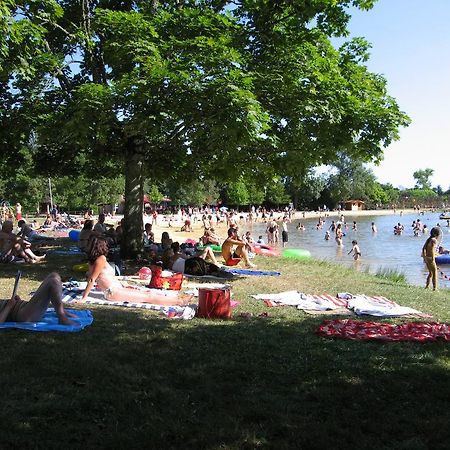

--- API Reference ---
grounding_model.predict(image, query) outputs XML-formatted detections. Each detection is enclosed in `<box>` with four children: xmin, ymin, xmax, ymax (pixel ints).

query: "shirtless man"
<box><xmin>1</xmin><ymin>221</ymin><xmax>46</xmax><ymax>263</ymax></box>
<box><xmin>221</xmin><ymin>227</ymin><xmax>256</xmax><ymax>268</ymax></box>
<box><xmin>421</xmin><ymin>227</ymin><xmax>440</xmax><ymax>291</ymax></box>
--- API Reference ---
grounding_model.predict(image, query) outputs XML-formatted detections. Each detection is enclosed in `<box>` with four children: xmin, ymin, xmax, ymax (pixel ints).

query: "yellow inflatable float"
<box><xmin>72</xmin><ymin>262</ymin><xmax>89</xmax><ymax>272</ymax></box>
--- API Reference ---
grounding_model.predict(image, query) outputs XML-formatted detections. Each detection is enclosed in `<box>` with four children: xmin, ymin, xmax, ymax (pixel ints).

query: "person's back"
<box><xmin>17</xmin><ymin>221</ymin><xmax>35</xmax><ymax>240</ymax></box>
<box><xmin>79</xmin><ymin>220</ymin><xmax>94</xmax><ymax>252</ymax></box>
<box><xmin>94</xmin><ymin>214</ymin><xmax>108</xmax><ymax>235</ymax></box>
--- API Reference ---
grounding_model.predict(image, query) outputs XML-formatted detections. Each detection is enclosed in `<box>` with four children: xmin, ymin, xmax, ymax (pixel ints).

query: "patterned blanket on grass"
<box><xmin>253</xmin><ymin>291</ymin><xmax>428</xmax><ymax>317</ymax></box>
<box><xmin>61</xmin><ymin>288</ymin><xmax>196</xmax><ymax>320</ymax></box>
<box><xmin>253</xmin><ymin>291</ymin><xmax>348</xmax><ymax>310</ymax></box>
<box><xmin>317</xmin><ymin>319</ymin><xmax>450</xmax><ymax>342</ymax></box>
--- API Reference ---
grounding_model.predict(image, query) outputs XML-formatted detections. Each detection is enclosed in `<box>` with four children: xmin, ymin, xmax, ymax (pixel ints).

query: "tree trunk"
<box><xmin>293</xmin><ymin>191</ymin><xmax>298</xmax><ymax>209</ymax></box>
<box><xmin>121</xmin><ymin>139</ymin><xmax>144</xmax><ymax>259</ymax></box>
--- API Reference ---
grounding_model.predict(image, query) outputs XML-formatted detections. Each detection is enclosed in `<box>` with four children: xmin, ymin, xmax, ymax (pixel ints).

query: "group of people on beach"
<box><xmin>2</xmin><ymin>204</ymin><xmax>449</xmax><ymax>327</ymax></box>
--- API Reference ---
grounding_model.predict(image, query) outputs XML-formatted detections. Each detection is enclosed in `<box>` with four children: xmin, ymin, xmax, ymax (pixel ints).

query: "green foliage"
<box><xmin>1</xmin><ymin>0</ymin><xmax>411</xmax><ymax>255</ymax></box>
<box><xmin>265</xmin><ymin>178</ymin><xmax>290</xmax><ymax>206</ymax></box>
<box><xmin>286</xmin><ymin>171</ymin><xmax>327</xmax><ymax>209</ymax></box>
<box><xmin>406</xmin><ymin>188</ymin><xmax>438</xmax><ymax>201</ymax></box>
<box><xmin>166</xmin><ymin>179</ymin><xmax>220</xmax><ymax>207</ymax></box>
<box><xmin>326</xmin><ymin>156</ymin><xmax>377</xmax><ymax>206</ymax></box>
<box><xmin>246</xmin><ymin>183</ymin><xmax>266</xmax><ymax>206</ymax></box>
<box><xmin>147</xmin><ymin>184</ymin><xmax>164</xmax><ymax>204</ymax></box>
<box><xmin>378</xmin><ymin>183</ymin><xmax>400</xmax><ymax>205</ymax></box>
<box><xmin>413</xmin><ymin>168</ymin><xmax>434</xmax><ymax>190</ymax></box>
<box><xmin>226</xmin><ymin>179</ymin><xmax>250</xmax><ymax>206</ymax></box>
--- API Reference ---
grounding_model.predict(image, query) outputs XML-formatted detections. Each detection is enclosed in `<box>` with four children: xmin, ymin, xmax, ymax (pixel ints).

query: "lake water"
<box><xmin>248</xmin><ymin>212</ymin><xmax>450</xmax><ymax>288</ymax></box>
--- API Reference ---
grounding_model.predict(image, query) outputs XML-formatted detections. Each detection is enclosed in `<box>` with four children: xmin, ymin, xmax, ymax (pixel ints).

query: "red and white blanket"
<box><xmin>318</xmin><ymin>319</ymin><xmax>450</xmax><ymax>342</ymax></box>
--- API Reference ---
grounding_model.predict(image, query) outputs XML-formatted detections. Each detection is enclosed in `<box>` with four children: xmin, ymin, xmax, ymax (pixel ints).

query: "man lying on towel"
<box><xmin>0</xmin><ymin>272</ymin><xmax>76</xmax><ymax>325</ymax></box>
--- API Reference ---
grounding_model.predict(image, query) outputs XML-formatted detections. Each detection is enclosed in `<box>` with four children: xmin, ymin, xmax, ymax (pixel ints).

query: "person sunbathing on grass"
<box><xmin>199</xmin><ymin>229</ymin><xmax>220</xmax><ymax>246</ymax></box>
<box><xmin>1</xmin><ymin>221</ymin><xmax>46</xmax><ymax>263</ymax></box>
<box><xmin>80</xmin><ymin>237</ymin><xmax>192</xmax><ymax>305</ymax></box>
<box><xmin>0</xmin><ymin>272</ymin><xmax>76</xmax><ymax>325</ymax></box>
<box><xmin>167</xmin><ymin>241</ymin><xmax>220</xmax><ymax>274</ymax></box>
<box><xmin>17</xmin><ymin>219</ymin><xmax>55</xmax><ymax>243</ymax></box>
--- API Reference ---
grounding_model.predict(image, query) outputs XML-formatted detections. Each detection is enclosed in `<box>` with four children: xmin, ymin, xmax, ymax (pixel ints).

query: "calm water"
<box><xmin>249</xmin><ymin>212</ymin><xmax>450</xmax><ymax>288</ymax></box>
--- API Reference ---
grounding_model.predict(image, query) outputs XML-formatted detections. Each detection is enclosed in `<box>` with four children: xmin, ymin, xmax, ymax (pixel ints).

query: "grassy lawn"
<box><xmin>0</xmin><ymin>241</ymin><xmax>449</xmax><ymax>449</ymax></box>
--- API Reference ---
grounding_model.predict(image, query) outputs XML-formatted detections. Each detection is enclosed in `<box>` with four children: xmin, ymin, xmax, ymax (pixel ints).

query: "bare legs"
<box><xmin>16</xmin><ymin>272</ymin><xmax>75</xmax><ymax>324</ymax></box>
<box><xmin>198</xmin><ymin>247</ymin><xmax>219</xmax><ymax>266</ymax></box>
<box><xmin>105</xmin><ymin>286</ymin><xmax>192</xmax><ymax>306</ymax></box>
<box><xmin>235</xmin><ymin>245</ymin><xmax>256</xmax><ymax>268</ymax></box>
<box><xmin>11</xmin><ymin>242</ymin><xmax>46</xmax><ymax>263</ymax></box>
<box><xmin>425</xmin><ymin>258</ymin><xmax>438</xmax><ymax>290</ymax></box>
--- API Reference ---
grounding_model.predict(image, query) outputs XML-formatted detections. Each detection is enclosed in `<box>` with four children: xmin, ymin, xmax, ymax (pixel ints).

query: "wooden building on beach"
<box><xmin>344</xmin><ymin>200</ymin><xmax>365</xmax><ymax>211</ymax></box>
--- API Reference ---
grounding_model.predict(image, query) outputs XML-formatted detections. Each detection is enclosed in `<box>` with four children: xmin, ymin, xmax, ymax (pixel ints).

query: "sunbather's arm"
<box><xmin>80</xmin><ymin>257</ymin><xmax>105</xmax><ymax>301</ymax></box>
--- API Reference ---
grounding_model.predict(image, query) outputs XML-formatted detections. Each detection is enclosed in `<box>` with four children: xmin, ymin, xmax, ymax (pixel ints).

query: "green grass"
<box><xmin>0</xmin><ymin>240</ymin><xmax>449</xmax><ymax>449</ymax></box>
<box><xmin>375</xmin><ymin>267</ymin><xmax>408</xmax><ymax>284</ymax></box>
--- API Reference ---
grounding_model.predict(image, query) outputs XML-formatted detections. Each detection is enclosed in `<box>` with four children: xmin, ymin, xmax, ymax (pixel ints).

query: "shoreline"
<box><xmin>137</xmin><ymin>208</ymin><xmax>423</xmax><ymax>244</ymax></box>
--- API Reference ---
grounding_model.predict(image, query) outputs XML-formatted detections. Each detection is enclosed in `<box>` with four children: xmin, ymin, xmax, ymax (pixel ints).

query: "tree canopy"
<box><xmin>413</xmin><ymin>168</ymin><xmax>434</xmax><ymax>190</ymax></box>
<box><xmin>1</xmin><ymin>0</ymin><xmax>410</xmax><ymax>256</ymax></box>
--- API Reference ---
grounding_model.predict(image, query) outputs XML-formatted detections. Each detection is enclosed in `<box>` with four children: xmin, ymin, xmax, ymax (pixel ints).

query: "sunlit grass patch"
<box><xmin>375</xmin><ymin>267</ymin><xmax>407</xmax><ymax>284</ymax></box>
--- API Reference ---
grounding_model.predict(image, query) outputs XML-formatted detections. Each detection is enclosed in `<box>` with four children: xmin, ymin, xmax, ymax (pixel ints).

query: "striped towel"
<box><xmin>253</xmin><ymin>291</ymin><xmax>428</xmax><ymax>317</ymax></box>
<box><xmin>252</xmin><ymin>292</ymin><xmax>346</xmax><ymax>310</ymax></box>
<box><xmin>61</xmin><ymin>288</ymin><xmax>197</xmax><ymax>319</ymax></box>
<box><xmin>344</xmin><ymin>294</ymin><xmax>426</xmax><ymax>317</ymax></box>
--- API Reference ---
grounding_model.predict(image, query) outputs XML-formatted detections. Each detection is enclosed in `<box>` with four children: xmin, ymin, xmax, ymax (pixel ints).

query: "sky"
<box><xmin>344</xmin><ymin>0</ymin><xmax>450</xmax><ymax>190</ymax></box>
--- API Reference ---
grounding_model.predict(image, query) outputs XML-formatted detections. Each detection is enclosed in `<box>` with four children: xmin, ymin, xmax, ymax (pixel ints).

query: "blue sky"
<box><xmin>345</xmin><ymin>0</ymin><xmax>450</xmax><ymax>189</ymax></box>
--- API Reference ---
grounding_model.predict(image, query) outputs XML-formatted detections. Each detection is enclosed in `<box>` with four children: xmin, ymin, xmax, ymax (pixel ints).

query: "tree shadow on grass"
<box><xmin>0</xmin><ymin>309</ymin><xmax>449</xmax><ymax>449</ymax></box>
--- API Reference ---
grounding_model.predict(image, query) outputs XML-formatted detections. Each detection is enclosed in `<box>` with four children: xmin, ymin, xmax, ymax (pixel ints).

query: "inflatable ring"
<box><xmin>282</xmin><ymin>248</ymin><xmax>311</xmax><ymax>260</ymax></box>
<box><xmin>72</xmin><ymin>262</ymin><xmax>89</xmax><ymax>272</ymax></box>
<box><xmin>69</xmin><ymin>229</ymin><xmax>81</xmax><ymax>241</ymax></box>
<box><xmin>436</xmin><ymin>255</ymin><xmax>450</xmax><ymax>265</ymax></box>
<box><xmin>198</xmin><ymin>244</ymin><xmax>222</xmax><ymax>252</ymax></box>
<box><xmin>253</xmin><ymin>244</ymin><xmax>280</xmax><ymax>257</ymax></box>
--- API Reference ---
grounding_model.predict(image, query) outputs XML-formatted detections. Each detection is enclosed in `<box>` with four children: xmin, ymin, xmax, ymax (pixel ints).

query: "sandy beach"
<box><xmin>117</xmin><ymin>208</ymin><xmax>421</xmax><ymax>245</ymax></box>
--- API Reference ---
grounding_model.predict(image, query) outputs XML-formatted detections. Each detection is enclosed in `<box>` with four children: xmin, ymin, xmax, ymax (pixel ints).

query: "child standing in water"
<box><xmin>421</xmin><ymin>227</ymin><xmax>440</xmax><ymax>291</ymax></box>
<box><xmin>348</xmin><ymin>240</ymin><xmax>361</xmax><ymax>260</ymax></box>
<box><xmin>335</xmin><ymin>223</ymin><xmax>344</xmax><ymax>246</ymax></box>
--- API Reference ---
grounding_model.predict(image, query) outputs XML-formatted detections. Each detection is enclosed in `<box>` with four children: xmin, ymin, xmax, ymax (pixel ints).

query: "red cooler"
<box><xmin>197</xmin><ymin>286</ymin><xmax>231</xmax><ymax>319</ymax></box>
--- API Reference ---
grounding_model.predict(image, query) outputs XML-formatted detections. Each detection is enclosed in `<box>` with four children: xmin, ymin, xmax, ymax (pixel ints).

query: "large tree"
<box><xmin>1</xmin><ymin>0</ymin><xmax>409</xmax><ymax>257</ymax></box>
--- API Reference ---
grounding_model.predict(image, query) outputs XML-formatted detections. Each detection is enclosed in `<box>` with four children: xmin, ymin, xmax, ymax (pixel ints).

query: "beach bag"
<box><xmin>148</xmin><ymin>265</ymin><xmax>183</xmax><ymax>290</ymax></box>
<box><xmin>197</xmin><ymin>286</ymin><xmax>231</xmax><ymax>319</ymax></box>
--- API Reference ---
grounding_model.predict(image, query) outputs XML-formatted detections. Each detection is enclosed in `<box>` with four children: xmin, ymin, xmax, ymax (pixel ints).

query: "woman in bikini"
<box><xmin>80</xmin><ymin>238</ymin><xmax>191</xmax><ymax>305</ymax></box>
<box><xmin>421</xmin><ymin>227</ymin><xmax>440</xmax><ymax>291</ymax></box>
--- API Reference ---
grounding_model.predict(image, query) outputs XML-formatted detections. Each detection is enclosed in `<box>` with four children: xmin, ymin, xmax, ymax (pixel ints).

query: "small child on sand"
<box><xmin>348</xmin><ymin>240</ymin><xmax>361</xmax><ymax>260</ymax></box>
